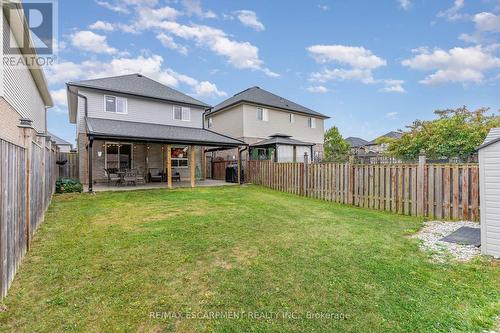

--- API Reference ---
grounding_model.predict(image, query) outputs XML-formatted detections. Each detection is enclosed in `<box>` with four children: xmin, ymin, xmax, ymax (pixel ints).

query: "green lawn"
<box><xmin>0</xmin><ymin>186</ymin><xmax>498</xmax><ymax>332</ymax></box>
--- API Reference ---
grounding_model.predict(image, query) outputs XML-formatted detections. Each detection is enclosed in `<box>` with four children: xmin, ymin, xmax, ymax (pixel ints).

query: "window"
<box><xmin>105</xmin><ymin>143</ymin><xmax>132</xmax><ymax>171</ymax></box>
<box><xmin>308</xmin><ymin>117</ymin><xmax>316</xmax><ymax>129</ymax></box>
<box><xmin>289</xmin><ymin>113</ymin><xmax>295</xmax><ymax>123</ymax></box>
<box><xmin>207</xmin><ymin>117</ymin><xmax>213</xmax><ymax>128</ymax></box>
<box><xmin>104</xmin><ymin>95</ymin><xmax>127</xmax><ymax>113</ymax></box>
<box><xmin>171</xmin><ymin>146</ymin><xmax>189</xmax><ymax>168</ymax></box>
<box><xmin>173</xmin><ymin>105</ymin><xmax>191</xmax><ymax>121</ymax></box>
<box><xmin>257</xmin><ymin>107</ymin><xmax>268</xmax><ymax>121</ymax></box>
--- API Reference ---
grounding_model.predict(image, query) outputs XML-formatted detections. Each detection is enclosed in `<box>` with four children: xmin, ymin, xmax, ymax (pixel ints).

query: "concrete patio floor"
<box><xmin>85</xmin><ymin>179</ymin><xmax>237</xmax><ymax>192</ymax></box>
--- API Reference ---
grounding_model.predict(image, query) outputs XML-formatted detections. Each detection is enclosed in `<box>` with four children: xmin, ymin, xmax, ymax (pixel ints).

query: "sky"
<box><xmin>46</xmin><ymin>0</ymin><xmax>500</xmax><ymax>145</ymax></box>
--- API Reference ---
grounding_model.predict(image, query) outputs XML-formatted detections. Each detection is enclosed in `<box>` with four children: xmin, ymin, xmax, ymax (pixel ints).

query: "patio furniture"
<box><xmin>172</xmin><ymin>171</ymin><xmax>181</xmax><ymax>182</ymax></box>
<box><xmin>123</xmin><ymin>169</ymin><xmax>137</xmax><ymax>186</ymax></box>
<box><xmin>148</xmin><ymin>168</ymin><xmax>163</xmax><ymax>182</ymax></box>
<box><xmin>104</xmin><ymin>168</ymin><xmax>120</xmax><ymax>186</ymax></box>
<box><xmin>134</xmin><ymin>169</ymin><xmax>146</xmax><ymax>184</ymax></box>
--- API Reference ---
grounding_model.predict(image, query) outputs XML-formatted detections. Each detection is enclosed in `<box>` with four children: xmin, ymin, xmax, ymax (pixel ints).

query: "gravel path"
<box><xmin>412</xmin><ymin>221</ymin><xmax>481</xmax><ymax>262</ymax></box>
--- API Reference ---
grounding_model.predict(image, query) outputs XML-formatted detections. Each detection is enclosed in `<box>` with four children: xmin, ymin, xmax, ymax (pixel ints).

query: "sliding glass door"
<box><xmin>105</xmin><ymin>143</ymin><xmax>132</xmax><ymax>171</ymax></box>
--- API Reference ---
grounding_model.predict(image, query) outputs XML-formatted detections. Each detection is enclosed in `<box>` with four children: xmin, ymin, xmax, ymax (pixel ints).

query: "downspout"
<box><xmin>202</xmin><ymin>107</ymin><xmax>212</xmax><ymax>129</ymax></box>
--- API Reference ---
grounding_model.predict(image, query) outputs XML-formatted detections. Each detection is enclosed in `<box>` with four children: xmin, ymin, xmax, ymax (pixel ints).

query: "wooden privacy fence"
<box><xmin>0</xmin><ymin>136</ymin><xmax>58</xmax><ymax>299</ymax></box>
<box><xmin>247</xmin><ymin>159</ymin><xmax>480</xmax><ymax>221</ymax></box>
<box><xmin>212</xmin><ymin>160</ymin><xmax>237</xmax><ymax>180</ymax></box>
<box><xmin>57</xmin><ymin>152</ymin><xmax>79</xmax><ymax>179</ymax></box>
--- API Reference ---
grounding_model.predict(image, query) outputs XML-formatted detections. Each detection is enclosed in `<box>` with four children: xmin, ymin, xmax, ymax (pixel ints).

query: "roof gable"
<box><xmin>67</xmin><ymin>74</ymin><xmax>209</xmax><ymax>108</ymax></box>
<box><xmin>479</xmin><ymin>128</ymin><xmax>500</xmax><ymax>150</ymax></box>
<box><xmin>367</xmin><ymin>131</ymin><xmax>403</xmax><ymax>145</ymax></box>
<box><xmin>345</xmin><ymin>137</ymin><xmax>368</xmax><ymax>148</ymax></box>
<box><xmin>210</xmin><ymin>86</ymin><xmax>329</xmax><ymax>119</ymax></box>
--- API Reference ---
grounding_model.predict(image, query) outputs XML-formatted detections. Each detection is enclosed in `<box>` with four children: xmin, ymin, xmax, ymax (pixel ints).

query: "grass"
<box><xmin>0</xmin><ymin>185</ymin><xmax>498</xmax><ymax>332</ymax></box>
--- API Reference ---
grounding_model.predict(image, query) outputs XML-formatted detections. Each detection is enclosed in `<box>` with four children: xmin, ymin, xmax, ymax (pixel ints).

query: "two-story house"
<box><xmin>66</xmin><ymin>74</ymin><xmax>245</xmax><ymax>191</ymax></box>
<box><xmin>205</xmin><ymin>87</ymin><xmax>329</xmax><ymax>163</ymax></box>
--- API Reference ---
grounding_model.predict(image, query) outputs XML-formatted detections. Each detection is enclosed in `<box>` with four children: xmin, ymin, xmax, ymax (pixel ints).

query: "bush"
<box><xmin>56</xmin><ymin>178</ymin><xmax>83</xmax><ymax>194</ymax></box>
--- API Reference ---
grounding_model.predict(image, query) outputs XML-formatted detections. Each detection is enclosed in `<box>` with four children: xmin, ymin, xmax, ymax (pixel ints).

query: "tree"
<box><xmin>324</xmin><ymin>126</ymin><xmax>350</xmax><ymax>162</ymax></box>
<box><xmin>383</xmin><ymin>106</ymin><xmax>500</xmax><ymax>161</ymax></box>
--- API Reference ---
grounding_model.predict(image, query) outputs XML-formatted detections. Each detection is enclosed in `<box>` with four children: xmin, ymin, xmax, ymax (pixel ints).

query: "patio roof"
<box><xmin>250</xmin><ymin>134</ymin><xmax>314</xmax><ymax>148</ymax></box>
<box><xmin>86</xmin><ymin>117</ymin><xmax>246</xmax><ymax>147</ymax></box>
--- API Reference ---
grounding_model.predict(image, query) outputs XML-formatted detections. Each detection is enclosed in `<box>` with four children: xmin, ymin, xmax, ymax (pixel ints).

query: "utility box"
<box><xmin>478</xmin><ymin>128</ymin><xmax>500</xmax><ymax>258</ymax></box>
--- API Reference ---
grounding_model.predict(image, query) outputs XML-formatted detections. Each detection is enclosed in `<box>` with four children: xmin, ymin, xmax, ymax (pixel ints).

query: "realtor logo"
<box><xmin>2</xmin><ymin>0</ymin><xmax>57</xmax><ymax>67</ymax></box>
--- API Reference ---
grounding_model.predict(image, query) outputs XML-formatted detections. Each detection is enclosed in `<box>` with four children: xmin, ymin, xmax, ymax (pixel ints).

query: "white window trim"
<box><xmin>257</xmin><ymin>107</ymin><xmax>269</xmax><ymax>122</ymax></box>
<box><xmin>171</xmin><ymin>145</ymin><xmax>190</xmax><ymax>169</ymax></box>
<box><xmin>173</xmin><ymin>105</ymin><xmax>191</xmax><ymax>122</ymax></box>
<box><xmin>104</xmin><ymin>95</ymin><xmax>128</xmax><ymax>114</ymax></box>
<box><xmin>207</xmin><ymin>117</ymin><xmax>213</xmax><ymax>128</ymax></box>
<box><xmin>290</xmin><ymin>113</ymin><xmax>295</xmax><ymax>123</ymax></box>
<box><xmin>308</xmin><ymin>117</ymin><xmax>316</xmax><ymax>129</ymax></box>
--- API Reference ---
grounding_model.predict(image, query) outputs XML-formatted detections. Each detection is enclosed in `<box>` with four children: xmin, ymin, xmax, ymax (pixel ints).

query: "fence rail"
<box><xmin>0</xmin><ymin>136</ymin><xmax>58</xmax><ymax>298</ymax></box>
<box><xmin>247</xmin><ymin>160</ymin><xmax>480</xmax><ymax>221</ymax></box>
<box><xmin>57</xmin><ymin>152</ymin><xmax>79</xmax><ymax>179</ymax></box>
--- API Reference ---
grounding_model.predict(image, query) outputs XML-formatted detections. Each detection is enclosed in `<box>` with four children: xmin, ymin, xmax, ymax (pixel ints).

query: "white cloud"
<box><xmin>401</xmin><ymin>46</ymin><xmax>500</xmax><ymax>85</ymax></box>
<box><xmin>306</xmin><ymin>85</ymin><xmax>329</xmax><ymax>93</ymax></box>
<box><xmin>398</xmin><ymin>0</ymin><xmax>411</xmax><ymax>11</ymax></box>
<box><xmin>234</xmin><ymin>10</ymin><xmax>265</xmax><ymax>31</ymax></box>
<box><xmin>181</xmin><ymin>0</ymin><xmax>217</xmax><ymax>19</ymax></box>
<box><xmin>307</xmin><ymin>45</ymin><xmax>386</xmax><ymax>69</ymax></box>
<box><xmin>49</xmin><ymin>88</ymin><xmax>68</xmax><ymax>113</ymax></box>
<box><xmin>317</xmin><ymin>4</ymin><xmax>329</xmax><ymax>11</ymax></box>
<box><xmin>71</xmin><ymin>31</ymin><xmax>118</xmax><ymax>54</ymax></box>
<box><xmin>386</xmin><ymin>112</ymin><xmax>398</xmax><ymax>119</ymax></box>
<box><xmin>89</xmin><ymin>20</ymin><xmax>115</xmax><ymax>31</ymax></box>
<box><xmin>381</xmin><ymin>79</ymin><xmax>406</xmax><ymax>93</ymax></box>
<box><xmin>157</xmin><ymin>33</ymin><xmax>188</xmax><ymax>55</ymax></box>
<box><xmin>307</xmin><ymin>45</ymin><xmax>386</xmax><ymax>84</ymax></box>
<box><xmin>437</xmin><ymin>0</ymin><xmax>466</xmax><ymax>21</ymax></box>
<box><xmin>474</xmin><ymin>12</ymin><xmax>500</xmax><ymax>32</ymax></box>
<box><xmin>95</xmin><ymin>1</ymin><xmax>129</xmax><ymax>14</ymax></box>
<box><xmin>95</xmin><ymin>0</ymin><xmax>158</xmax><ymax>13</ymax></box>
<box><xmin>46</xmin><ymin>54</ymin><xmax>225</xmax><ymax>98</ymax></box>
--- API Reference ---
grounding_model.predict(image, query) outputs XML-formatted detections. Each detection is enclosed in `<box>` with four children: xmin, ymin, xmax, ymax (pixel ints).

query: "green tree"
<box><xmin>383</xmin><ymin>106</ymin><xmax>500</xmax><ymax>161</ymax></box>
<box><xmin>324</xmin><ymin>126</ymin><xmax>350</xmax><ymax>162</ymax></box>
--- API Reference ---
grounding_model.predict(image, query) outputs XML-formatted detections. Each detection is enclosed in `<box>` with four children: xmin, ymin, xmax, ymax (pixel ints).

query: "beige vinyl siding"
<box><xmin>1</xmin><ymin>14</ymin><xmax>46</xmax><ymax>133</ymax></box>
<box><xmin>206</xmin><ymin>104</ymin><xmax>244</xmax><ymax>139</ymax></box>
<box><xmin>479</xmin><ymin>136</ymin><xmax>500</xmax><ymax>258</ymax></box>
<box><xmin>242</xmin><ymin>104</ymin><xmax>324</xmax><ymax>144</ymax></box>
<box><xmin>76</xmin><ymin>88</ymin><xmax>205</xmax><ymax>134</ymax></box>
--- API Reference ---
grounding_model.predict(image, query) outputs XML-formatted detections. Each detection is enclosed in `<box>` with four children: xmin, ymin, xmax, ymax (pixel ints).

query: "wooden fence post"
<box><xmin>417</xmin><ymin>154</ymin><xmax>426</xmax><ymax>216</ymax></box>
<box><xmin>348</xmin><ymin>156</ymin><xmax>354</xmax><ymax>205</ymax></box>
<box><xmin>303</xmin><ymin>153</ymin><xmax>309</xmax><ymax>197</ymax></box>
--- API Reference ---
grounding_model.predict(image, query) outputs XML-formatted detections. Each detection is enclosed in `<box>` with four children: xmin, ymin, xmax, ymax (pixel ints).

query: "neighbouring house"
<box><xmin>48</xmin><ymin>132</ymin><xmax>73</xmax><ymax>153</ymax></box>
<box><xmin>66</xmin><ymin>74</ymin><xmax>245</xmax><ymax>191</ymax></box>
<box><xmin>345</xmin><ymin>137</ymin><xmax>369</xmax><ymax>155</ymax></box>
<box><xmin>363</xmin><ymin>131</ymin><xmax>403</xmax><ymax>154</ymax></box>
<box><xmin>205</xmin><ymin>87</ymin><xmax>329</xmax><ymax>163</ymax></box>
<box><xmin>478</xmin><ymin>127</ymin><xmax>500</xmax><ymax>258</ymax></box>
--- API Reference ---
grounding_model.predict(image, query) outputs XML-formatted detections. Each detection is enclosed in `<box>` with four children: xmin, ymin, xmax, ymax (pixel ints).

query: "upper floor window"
<box><xmin>207</xmin><ymin>117</ymin><xmax>213</xmax><ymax>128</ymax></box>
<box><xmin>173</xmin><ymin>105</ymin><xmax>191</xmax><ymax>121</ymax></box>
<box><xmin>289</xmin><ymin>113</ymin><xmax>295</xmax><ymax>123</ymax></box>
<box><xmin>308</xmin><ymin>117</ymin><xmax>316</xmax><ymax>129</ymax></box>
<box><xmin>105</xmin><ymin>95</ymin><xmax>127</xmax><ymax>114</ymax></box>
<box><xmin>257</xmin><ymin>107</ymin><xmax>269</xmax><ymax>121</ymax></box>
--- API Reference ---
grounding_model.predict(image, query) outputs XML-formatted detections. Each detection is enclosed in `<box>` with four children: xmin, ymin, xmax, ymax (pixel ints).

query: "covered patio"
<box><xmin>85</xmin><ymin>179</ymin><xmax>237</xmax><ymax>192</ymax></box>
<box><xmin>85</xmin><ymin>117</ymin><xmax>246</xmax><ymax>192</ymax></box>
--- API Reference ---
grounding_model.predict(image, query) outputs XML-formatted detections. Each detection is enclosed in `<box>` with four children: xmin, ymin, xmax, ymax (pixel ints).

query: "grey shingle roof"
<box><xmin>68</xmin><ymin>74</ymin><xmax>210</xmax><ymax>108</ymax></box>
<box><xmin>479</xmin><ymin>128</ymin><xmax>500</xmax><ymax>149</ymax></box>
<box><xmin>367</xmin><ymin>131</ymin><xmax>403</xmax><ymax>145</ymax></box>
<box><xmin>209</xmin><ymin>87</ymin><xmax>329</xmax><ymax>118</ymax></box>
<box><xmin>251</xmin><ymin>134</ymin><xmax>314</xmax><ymax>147</ymax></box>
<box><xmin>345</xmin><ymin>137</ymin><xmax>368</xmax><ymax>148</ymax></box>
<box><xmin>86</xmin><ymin>118</ymin><xmax>245</xmax><ymax>147</ymax></box>
<box><xmin>48</xmin><ymin>132</ymin><xmax>73</xmax><ymax>146</ymax></box>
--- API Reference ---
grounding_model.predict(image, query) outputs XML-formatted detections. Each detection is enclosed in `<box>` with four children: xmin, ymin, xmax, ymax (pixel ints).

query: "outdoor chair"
<box><xmin>123</xmin><ymin>169</ymin><xmax>137</xmax><ymax>186</ymax></box>
<box><xmin>172</xmin><ymin>172</ymin><xmax>181</xmax><ymax>182</ymax></box>
<box><xmin>133</xmin><ymin>169</ymin><xmax>146</xmax><ymax>184</ymax></box>
<box><xmin>105</xmin><ymin>168</ymin><xmax>120</xmax><ymax>186</ymax></box>
<box><xmin>148</xmin><ymin>168</ymin><xmax>163</xmax><ymax>182</ymax></box>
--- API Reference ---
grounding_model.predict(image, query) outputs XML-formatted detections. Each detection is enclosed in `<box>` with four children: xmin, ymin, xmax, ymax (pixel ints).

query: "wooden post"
<box><xmin>237</xmin><ymin>149</ymin><xmax>242</xmax><ymax>185</ymax></box>
<box><xmin>417</xmin><ymin>154</ymin><xmax>426</xmax><ymax>216</ymax></box>
<box><xmin>303</xmin><ymin>152</ymin><xmax>309</xmax><ymax>196</ymax></box>
<box><xmin>88</xmin><ymin>138</ymin><xmax>93</xmax><ymax>193</ymax></box>
<box><xmin>167</xmin><ymin>144</ymin><xmax>172</xmax><ymax>189</ymax></box>
<box><xmin>23</xmin><ymin>127</ymin><xmax>32</xmax><ymax>250</ymax></box>
<box><xmin>190</xmin><ymin>145</ymin><xmax>195</xmax><ymax>188</ymax></box>
<box><xmin>202</xmin><ymin>146</ymin><xmax>207</xmax><ymax>180</ymax></box>
<box><xmin>348</xmin><ymin>156</ymin><xmax>354</xmax><ymax>205</ymax></box>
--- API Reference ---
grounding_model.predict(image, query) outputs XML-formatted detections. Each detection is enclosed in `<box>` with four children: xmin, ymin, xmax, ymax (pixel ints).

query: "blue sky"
<box><xmin>47</xmin><ymin>0</ymin><xmax>500</xmax><ymax>144</ymax></box>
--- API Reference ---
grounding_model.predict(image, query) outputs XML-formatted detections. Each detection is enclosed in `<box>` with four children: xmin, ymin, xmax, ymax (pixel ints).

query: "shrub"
<box><xmin>56</xmin><ymin>178</ymin><xmax>83</xmax><ymax>194</ymax></box>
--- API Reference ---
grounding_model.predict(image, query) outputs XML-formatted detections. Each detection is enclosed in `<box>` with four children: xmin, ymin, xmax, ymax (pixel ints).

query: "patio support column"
<box><xmin>202</xmin><ymin>146</ymin><xmax>206</xmax><ymax>180</ymax></box>
<box><xmin>190</xmin><ymin>145</ymin><xmax>195</xmax><ymax>188</ymax></box>
<box><xmin>237</xmin><ymin>150</ymin><xmax>242</xmax><ymax>185</ymax></box>
<box><xmin>167</xmin><ymin>144</ymin><xmax>172</xmax><ymax>189</ymax></box>
<box><xmin>88</xmin><ymin>138</ymin><xmax>94</xmax><ymax>193</ymax></box>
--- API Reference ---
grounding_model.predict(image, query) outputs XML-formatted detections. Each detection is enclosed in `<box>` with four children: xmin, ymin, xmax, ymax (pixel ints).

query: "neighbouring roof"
<box><xmin>67</xmin><ymin>74</ymin><xmax>210</xmax><ymax>108</ymax></box>
<box><xmin>209</xmin><ymin>86</ymin><xmax>329</xmax><ymax>119</ymax></box>
<box><xmin>86</xmin><ymin>117</ymin><xmax>245</xmax><ymax>147</ymax></box>
<box><xmin>48</xmin><ymin>132</ymin><xmax>73</xmax><ymax>146</ymax></box>
<box><xmin>479</xmin><ymin>128</ymin><xmax>500</xmax><ymax>150</ymax></box>
<box><xmin>345</xmin><ymin>137</ymin><xmax>368</xmax><ymax>148</ymax></box>
<box><xmin>366</xmin><ymin>131</ymin><xmax>403</xmax><ymax>145</ymax></box>
<box><xmin>251</xmin><ymin>134</ymin><xmax>314</xmax><ymax>147</ymax></box>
